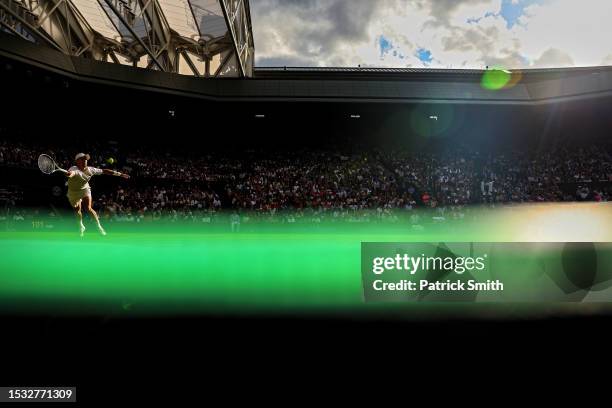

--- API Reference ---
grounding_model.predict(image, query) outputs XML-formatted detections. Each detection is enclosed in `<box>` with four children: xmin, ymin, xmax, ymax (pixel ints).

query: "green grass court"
<box><xmin>1</xmin><ymin>203</ymin><xmax>611</xmax><ymax>317</ymax></box>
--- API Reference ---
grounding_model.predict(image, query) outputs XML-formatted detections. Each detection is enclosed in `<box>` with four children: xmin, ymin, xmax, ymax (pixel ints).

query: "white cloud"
<box><xmin>447</xmin><ymin>0</ymin><xmax>502</xmax><ymax>27</ymax></box>
<box><xmin>532</xmin><ymin>48</ymin><xmax>574</xmax><ymax>67</ymax></box>
<box><xmin>517</xmin><ymin>0</ymin><xmax>612</xmax><ymax>67</ymax></box>
<box><xmin>250</xmin><ymin>0</ymin><xmax>612</xmax><ymax>69</ymax></box>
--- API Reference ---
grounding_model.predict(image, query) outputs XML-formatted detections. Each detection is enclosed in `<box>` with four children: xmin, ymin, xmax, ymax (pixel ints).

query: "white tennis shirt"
<box><xmin>66</xmin><ymin>166</ymin><xmax>103</xmax><ymax>191</ymax></box>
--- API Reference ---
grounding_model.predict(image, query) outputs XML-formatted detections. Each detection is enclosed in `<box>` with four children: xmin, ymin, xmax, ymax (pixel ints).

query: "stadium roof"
<box><xmin>254</xmin><ymin>66</ymin><xmax>612</xmax><ymax>81</ymax></box>
<box><xmin>0</xmin><ymin>0</ymin><xmax>254</xmax><ymax>77</ymax></box>
<box><xmin>2</xmin><ymin>30</ymin><xmax>612</xmax><ymax>106</ymax></box>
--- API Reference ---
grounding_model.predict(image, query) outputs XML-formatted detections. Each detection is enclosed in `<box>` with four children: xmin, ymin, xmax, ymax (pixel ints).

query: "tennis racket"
<box><xmin>38</xmin><ymin>154</ymin><xmax>68</xmax><ymax>175</ymax></box>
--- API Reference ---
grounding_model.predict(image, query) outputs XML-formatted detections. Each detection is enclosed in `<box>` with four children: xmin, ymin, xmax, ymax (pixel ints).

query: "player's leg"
<box><xmin>82</xmin><ymin>195</ymin><xmax>106</xmax><ymax>235</ymax></box>
<box><xmin>73</xmin><ymin>201</ymin><xmax>85</xmax><ymax>236</ymax></box>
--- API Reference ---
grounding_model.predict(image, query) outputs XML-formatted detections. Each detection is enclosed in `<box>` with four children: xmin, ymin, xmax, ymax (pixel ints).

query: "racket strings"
<box><xmin>38</xmin><ymin>154</ymin><xmax>56</xmax><ymax>174</ymax></box>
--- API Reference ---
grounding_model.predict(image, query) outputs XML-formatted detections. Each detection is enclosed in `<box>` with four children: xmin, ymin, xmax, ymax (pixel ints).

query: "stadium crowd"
<box><xmin>1</xmin><ymin>137</ymin><xmax>611</xmax><ymax>223</ymax></box>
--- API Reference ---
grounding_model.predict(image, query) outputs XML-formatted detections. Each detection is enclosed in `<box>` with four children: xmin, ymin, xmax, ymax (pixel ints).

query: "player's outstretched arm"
<box><xmin>102</xmin><ymin>169</ymin><xmax>130</xmax><ymax>179</ymax></box>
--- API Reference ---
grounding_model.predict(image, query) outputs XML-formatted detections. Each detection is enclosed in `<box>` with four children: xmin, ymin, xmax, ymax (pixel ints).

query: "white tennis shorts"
<box><xmin>67</xmin><ymin>188</ymin><xmax>91</xmax><ymax>208</ymax></box>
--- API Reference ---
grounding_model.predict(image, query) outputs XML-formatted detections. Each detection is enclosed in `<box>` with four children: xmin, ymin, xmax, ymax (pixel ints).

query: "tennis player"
<box><xmin>66</xmin><ymin>153</ymin><xmax>129</xmax><ymax>236</ymax></box>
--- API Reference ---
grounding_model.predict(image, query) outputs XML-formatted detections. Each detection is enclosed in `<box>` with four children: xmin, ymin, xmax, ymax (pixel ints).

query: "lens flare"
<box><xmin>481</xmin><ymin>68</ymin><xmax>522</xmax><ymax>91</ymax></box>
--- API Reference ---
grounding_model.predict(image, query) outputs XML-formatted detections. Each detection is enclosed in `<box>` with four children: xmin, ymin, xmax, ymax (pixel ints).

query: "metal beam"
<box><xmin>34</xmin><ymin>0</ymin><xmax>63</xmax><ymax>28</ymax></box>
<box><xmin>0</xmin><ymin>0</ymin><xmax>64</xmax><ymax>52</ymax></box>
<box><xmin>0</xmin><ymin>16</ymin><xmax>35</xmax><ymax>42</ymax></box>
<box><xmin>1</xmin><ymin>0</ymin><xmax>254</xmax><ymax>77</ymax></box>
<box><xmin>219</xmin><ymin>0</ymin><xmax>245</xmax><ymax>77</ymax></box>
<box><xmin>107</xmin><ymin>50</ymin><xmax>120</xmax><ymax>64</ymax></box>
<box><xmin>59</xmin><ymin>0</ymin><xmax>98</xmax><ymax>56</ymax></box>
<box><xmin>213</xmin><ymin>49</ymin><xmax>232</xmax><ymax>76</ymax></box>
<box><xmin>139</xmin><ymin>0</ymin><xmax>174</xmax><ymax>71</ymax></box>
<box><xmin>100</xmin><ymin>0</ymin><xmax>164</xmax><ymax>71</ymax></box>
<box><xmin>181</xmin><ymin>50</ymin><xmax>200</xmax><ymax>76</ymax></box>
<box><xmin>186</xmin><ymin>0</ymin><xmax>201</xmax><ymax>38</ymax></box>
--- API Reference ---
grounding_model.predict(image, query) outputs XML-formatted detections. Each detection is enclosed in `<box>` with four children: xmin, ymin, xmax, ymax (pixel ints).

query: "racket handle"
<box><xmin>57</xmin><ymin>168</ymin><xmax>68</xmax><ymax>174</ymax></box>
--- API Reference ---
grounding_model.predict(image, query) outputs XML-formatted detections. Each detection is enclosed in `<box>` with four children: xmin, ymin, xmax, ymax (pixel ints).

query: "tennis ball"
<box><xmin>107</xmin><ymin>157</ymin><xmax>115</xmax><ymax>165</ymax></box>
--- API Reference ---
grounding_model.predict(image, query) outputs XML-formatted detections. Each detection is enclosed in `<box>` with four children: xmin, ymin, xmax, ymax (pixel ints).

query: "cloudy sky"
<box><xmin>250</xmin><ymin>0</ymin><xmax>612</xmax><ymax>69</ymax></box>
